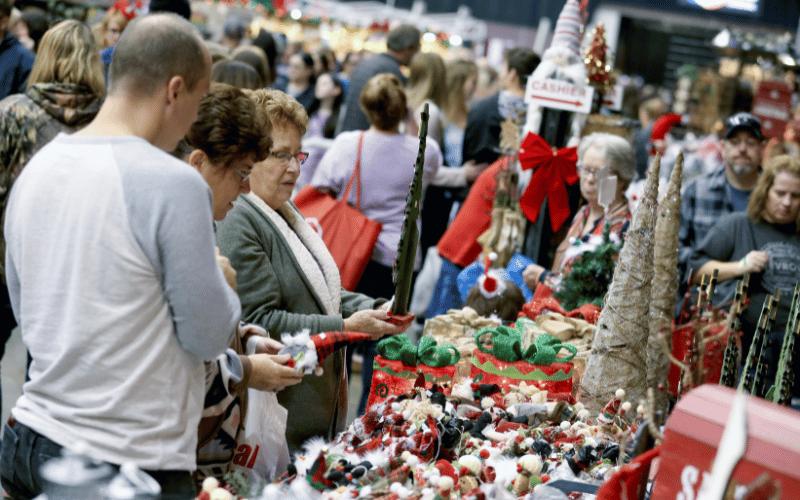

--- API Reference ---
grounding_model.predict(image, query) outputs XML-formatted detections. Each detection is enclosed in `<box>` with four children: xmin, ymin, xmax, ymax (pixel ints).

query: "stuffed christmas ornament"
<box><xmin>279</xmin><ymin>329</ymin><xmax>373</xmax><ymax>375</ymax></box>
<box><xmin>464</xmin><ymin>253</ymin><xmax>526</xmax><ymax>322</ymax></box>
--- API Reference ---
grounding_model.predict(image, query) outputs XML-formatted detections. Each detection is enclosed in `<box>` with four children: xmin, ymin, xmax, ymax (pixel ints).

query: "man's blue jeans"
<box><xmin>1</xmin><ymin>420</ymin><xmax>198</xmax><ymax>499</ymax></box>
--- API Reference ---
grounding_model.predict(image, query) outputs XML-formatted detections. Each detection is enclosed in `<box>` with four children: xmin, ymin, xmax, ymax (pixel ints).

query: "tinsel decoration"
<box><xmin>584</xmin><ymin>24</ymin><xmax>611</xmax><ymax>89</ymax></box>
<box><xmin>553</xmin><ymin>226</ymin><xmax>622</xmax><ymax>311</ymax></box>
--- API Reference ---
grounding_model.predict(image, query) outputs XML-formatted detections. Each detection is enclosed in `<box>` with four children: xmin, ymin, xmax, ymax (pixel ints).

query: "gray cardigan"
<box><xmin>216</xmin><ymin>195</ymin><xmax>379</xmax><ymax>450</ymax></box>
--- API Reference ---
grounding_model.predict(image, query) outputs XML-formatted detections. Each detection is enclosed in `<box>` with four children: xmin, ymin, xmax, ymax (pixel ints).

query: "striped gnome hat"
<box><xmin>550</xmin><ymin>0</ymin><xmax>584</xmax><ymax>57</ymax></box>
<box><xmin>597</xmin><ymin>388</ymin><xmax>626</xmax><ymax>426</ymax></box>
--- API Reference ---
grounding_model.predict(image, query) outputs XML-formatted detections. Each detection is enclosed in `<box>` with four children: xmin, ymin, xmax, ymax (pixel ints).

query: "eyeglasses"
<box><xmin>232</xmin><ymin>167</ymin><xmax>251</xmax><ymax>184</ymax></box>
<box><xmin>578</xmin><ymin>165</ymin><xmax>609</xmax><ymax>178</ymax></box>
<box><xmin>270</xmin><ymin>151</ymin><xmax>309</xmax><ymax>165</ymax></box>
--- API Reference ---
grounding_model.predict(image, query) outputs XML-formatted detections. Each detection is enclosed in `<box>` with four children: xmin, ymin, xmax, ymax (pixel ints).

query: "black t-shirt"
<box><xmin>688</xmin><ymin>212</ymin><xmax>800</xmax><ymax>391</ymax></box>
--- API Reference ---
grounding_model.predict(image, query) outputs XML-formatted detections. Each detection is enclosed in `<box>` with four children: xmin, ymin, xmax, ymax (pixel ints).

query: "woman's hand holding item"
<box><xmin>695</xmin><ymin>250</ymin><xmax>770</xmax><ymax>285</ymax></box>
<box><xmin>343</xmin><ymin>309</ymin><xmax>410</xmax><ymax>339</ymax></box>
<box><xmin>740</xmin><ymin>250</ymin><xmax>769</xmax><ymax>274</ymax></box>
<box><xmin>248</xmin><ymin>353</ymin><xmax>304</xmax><ymax>392</ymax></box>
<box><xmin>253</xmin><ymin>336</ymin><xmax>284</xmax><ymax>355</ymax></box>
<box><xmin>523</xmin><ymin>264</ymin><xmax>546</xmax><ymax>290</ymax></box>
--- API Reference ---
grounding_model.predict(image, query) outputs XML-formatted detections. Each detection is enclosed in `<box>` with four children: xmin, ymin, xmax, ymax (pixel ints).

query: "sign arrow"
<box><xmin>528</xmin><ymin>95</ymin><xmax>583</xmax><ymax>108</ymax></box>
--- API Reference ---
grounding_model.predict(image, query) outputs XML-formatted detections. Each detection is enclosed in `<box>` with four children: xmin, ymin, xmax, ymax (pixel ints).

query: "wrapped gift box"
<box><xmin>367</xmin><ymin>357</ymin><xmax>457</xmax><ymax>409</ymax></box>
<box><xmin>469</xmin><ymin>349</ymin><xmax>574</xmax><ymax>395</ymax></box>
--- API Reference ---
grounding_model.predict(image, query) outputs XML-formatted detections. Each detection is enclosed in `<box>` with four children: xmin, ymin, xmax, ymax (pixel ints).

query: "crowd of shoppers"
<box><xmin>0</xmin><ymin>2</ymin><xmax>798</xmax><ymax>498</ymax></box>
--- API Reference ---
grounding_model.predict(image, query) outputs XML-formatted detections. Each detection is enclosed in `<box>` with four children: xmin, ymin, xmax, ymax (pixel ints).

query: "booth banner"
<box><xmin>469</xmin><ymin>350</ymin><xmax>574</xmax><ymax>395</ymax></box>
<box><xmin>367</xmin><ymin>357</ymin><xmax>457</xmax><ymax>409</ymax></box>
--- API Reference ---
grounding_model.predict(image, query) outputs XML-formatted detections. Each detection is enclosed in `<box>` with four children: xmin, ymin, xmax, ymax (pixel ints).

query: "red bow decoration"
<box><xmin>518</xmin><ymin>132</ymin><xmax>578</xmax><ymax>232</ymax></box>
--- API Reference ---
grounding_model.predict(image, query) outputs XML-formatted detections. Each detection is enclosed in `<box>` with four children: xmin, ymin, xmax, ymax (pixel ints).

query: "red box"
<box><xmin>469</xmin><ymin>349</ymin><xmax>573</xmax><ymax>395</ymax></box>
<box><xmin>651</xmin><ymin>385</ymin><xmax>800</xmax><ymax>500</ymax></box>
<box><xmin>367</xmin><ymin>357</ymin><xmax>457</xmax><ymax>410</ymax></box>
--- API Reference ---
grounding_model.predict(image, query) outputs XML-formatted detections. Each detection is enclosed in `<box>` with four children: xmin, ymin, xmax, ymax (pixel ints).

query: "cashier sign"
<box><xmin>525</xmin><ymin>78</ymin><xmax>595</xmax><ymax>114</ymax></box>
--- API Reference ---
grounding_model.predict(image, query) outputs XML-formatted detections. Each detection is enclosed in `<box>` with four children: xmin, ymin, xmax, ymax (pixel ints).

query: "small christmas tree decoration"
<box><xmin>584</xmin><ymin>23</ymin><xmax>611</xmax><ymax>88</ymax></box>
<box><xmin>738</xmin><ymin>294</ymin><xmax>779</xmax><ymax>397</ymax></box>
<box><xmin>770</xmin><ymin>282</ymin><xmax>800</xmax><ymax>405</ymax></box>
<box><xmin>648</xmin><ymin>151</ymin><xmax>683</xmax><ymax>417</ymax></box>
<box><xmin>553</xmin><ymin>227</ymin><xmax>622</xmax><ymax>310</ymax></box>
<box><xmin>392</xmin><ymin>104</ymin><xmax>430</xmax><ymax>316</ymax></box>
<box><xmin>578</xmin><ymin>154</ymin><xmax>660</xmax><ymax>414</ymax></box>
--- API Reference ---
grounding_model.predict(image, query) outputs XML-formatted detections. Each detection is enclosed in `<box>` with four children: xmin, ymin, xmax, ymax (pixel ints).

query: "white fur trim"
<box><xmin>245</xmin><ymin>193</ymin><xmax>341</xmax><ymax>315</ymax></box>
<box><xmin>478</xmin><ymin>270</ymin><xmax>507</xmax><ymax>299</ymax></box>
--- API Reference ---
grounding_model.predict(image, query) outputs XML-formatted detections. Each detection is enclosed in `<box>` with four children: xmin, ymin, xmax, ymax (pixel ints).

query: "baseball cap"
<box><xmin>724</xmin><ymin>112</ymin><xmax>763</xmax><ymax>141</ymax></box>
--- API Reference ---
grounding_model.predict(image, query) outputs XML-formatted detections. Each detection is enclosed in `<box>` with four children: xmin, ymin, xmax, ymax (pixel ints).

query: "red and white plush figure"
<box><xmin>597</xmin><ymin>388</ymin><xmax>626</xmax><ymax>426</ymax></box>
<box><xmin>477</xmin><ymin>252</ymin><xmax>506</xmax><ymax>300</ymax></box>
<box><xmin>279</xmin><ymin>329</ymin><xmax>372</xmax><ymax>376</ymax></box>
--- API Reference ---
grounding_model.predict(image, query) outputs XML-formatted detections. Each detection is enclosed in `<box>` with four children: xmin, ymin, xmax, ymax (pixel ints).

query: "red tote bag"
<box><xmin>294</xmin><ymin>133</ymin><xmax>382</xmax><ymax>291</ymax></box>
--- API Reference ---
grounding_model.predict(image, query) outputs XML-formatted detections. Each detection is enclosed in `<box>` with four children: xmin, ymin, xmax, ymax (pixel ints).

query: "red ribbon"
<box><xmin>518</xmin><ymin>132</ymin><xmax>579</xmax><ymax>232</ymax></box>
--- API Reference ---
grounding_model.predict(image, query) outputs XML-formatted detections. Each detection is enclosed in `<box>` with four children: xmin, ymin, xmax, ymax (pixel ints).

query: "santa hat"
<box><xmin>434</xmin><ymin>459</ymin><xmax>459</xmax><ymax>483</ymax></box>
<box><xmin>549</xmin><ymin>0</ymin><xmax>584</xmax><ymax>57</ymax></box>
<box><xmin>597</xmin><ymin>388</ymin><xmax>625</xmax><ymax>426</ymax></box>
<box><xmin>650</xmin><ymin>113</ymin><xmax>688</xmax><ymax>154</ymax></box>
<box><xmin>477</xmin><ymin>253</ymin><xmax>507</xmax><ymax>300</ymax></box>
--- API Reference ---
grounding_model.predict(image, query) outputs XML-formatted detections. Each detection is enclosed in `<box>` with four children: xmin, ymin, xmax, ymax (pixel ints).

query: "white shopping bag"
<box><xmin>230</xmin><ymin>389</ymin><xmax>290</xmax><ymax>481</ymax></box>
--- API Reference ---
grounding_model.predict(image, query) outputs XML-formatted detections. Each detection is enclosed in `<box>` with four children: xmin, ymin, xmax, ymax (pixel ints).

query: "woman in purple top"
<box><xmin>311</xmin><ymin>73</ymin><xmax>441</xmax><ymax>414</ymax></box>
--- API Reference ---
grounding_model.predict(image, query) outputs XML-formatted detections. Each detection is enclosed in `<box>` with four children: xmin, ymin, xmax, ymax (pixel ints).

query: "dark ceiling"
<box><xmin>339</xmin><ymin>0</ymin><xmax>800</xmax><ymax>31</ymax></box>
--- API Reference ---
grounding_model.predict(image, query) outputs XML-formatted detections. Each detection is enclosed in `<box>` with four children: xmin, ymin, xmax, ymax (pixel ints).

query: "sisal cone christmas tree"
<box><xmin>647</xmin><ymin>152</ymin><xmax>683</xmax><ymax>417</ymax></box>
<box><xmin>578</xmin><ymin>156</ymin><xmax>661</xmax><ymax>414</ymax></box>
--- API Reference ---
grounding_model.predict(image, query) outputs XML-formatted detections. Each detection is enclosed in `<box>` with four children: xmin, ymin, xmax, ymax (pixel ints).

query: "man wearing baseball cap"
<box><xmin>678</xmin><ymin>111</ymin><xmax>764</xmax><ymax>277</ymax></box>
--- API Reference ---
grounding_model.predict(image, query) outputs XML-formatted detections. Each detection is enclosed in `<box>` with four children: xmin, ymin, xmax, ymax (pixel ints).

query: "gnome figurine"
<box><xmin>512</xmin><ymin>454</ymin><xmax>544</xmax><ymax>496</ymax></box>
<box><xmin>597</xmin><ymin>389</ymin><xmax>631</xmax><ymax>434</ymax></box>
<box><xmin>524</xmin><ymin>0</ymin><xmax>589</xmax><ymax>138</ymax></box>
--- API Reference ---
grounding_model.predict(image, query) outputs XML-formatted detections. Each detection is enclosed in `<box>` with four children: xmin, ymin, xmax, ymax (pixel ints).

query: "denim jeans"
<box><xmin>1</xmin><ymin>420</ymin><xmax>198</xmax><ymax>499</ymax></box>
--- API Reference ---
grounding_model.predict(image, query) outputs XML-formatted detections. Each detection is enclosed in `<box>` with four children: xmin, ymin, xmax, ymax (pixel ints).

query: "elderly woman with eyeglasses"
<box><xmin>522</xmin><ymin>132</ymin><xmax>635</xmax><ymax>290</ymax></box>
<box><xmin>216</xmin><ymin>89</ymin><xmax>408</xmax><ymax>452</ymax></box>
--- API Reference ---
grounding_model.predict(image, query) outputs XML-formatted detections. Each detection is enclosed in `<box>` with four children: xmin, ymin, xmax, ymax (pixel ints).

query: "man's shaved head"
<box><xmin>108</xmin><ymin>13</ymin><xmax>209</xmax><ymax>96</ymax></box>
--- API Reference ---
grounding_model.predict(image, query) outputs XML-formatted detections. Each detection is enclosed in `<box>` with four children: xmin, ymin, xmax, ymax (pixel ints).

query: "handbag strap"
<box><xmin>342</xmin><ymin>132</ymin><xmax>365</xmax><ymax>211</ymax></box>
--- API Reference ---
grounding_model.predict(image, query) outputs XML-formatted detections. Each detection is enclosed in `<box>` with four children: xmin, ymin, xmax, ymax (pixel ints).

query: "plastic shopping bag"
<box><xmin>229</xmin><ymin>389</ymin><xmax>290</xmax><ymax>482</ymax></box>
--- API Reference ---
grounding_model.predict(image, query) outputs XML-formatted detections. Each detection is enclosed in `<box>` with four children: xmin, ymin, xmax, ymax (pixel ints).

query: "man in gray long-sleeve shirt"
<box><xmin>337</xmin><ymin>23</ymin><xmax>421</xmax><ymax>133</ymax></box>
<box><xmin>1</xmin><ymin>14</ymin><xmax>240</xmax><ymax>500</ymax></box>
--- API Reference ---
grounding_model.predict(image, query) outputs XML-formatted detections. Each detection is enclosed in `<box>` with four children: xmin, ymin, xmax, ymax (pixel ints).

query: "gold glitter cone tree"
<box><xmin>578</xmin><ymin>156</ymin><xmax>661</xmax><ymax>414</ymax></box>
<box><xmin>648</xmin><ymin>152</ymin><xmax>683</xmax><ymax>418</ymax></box>
<box><xmin>584</xmin><ymin>24</ymin><xmax>610</xmax><ymax>88</ymax></box>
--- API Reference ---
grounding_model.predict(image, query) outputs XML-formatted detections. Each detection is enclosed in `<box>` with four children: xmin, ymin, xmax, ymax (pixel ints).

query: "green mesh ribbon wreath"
<box><xmin>376</xmin><ymin>334</ymin><xmax>460</xmax><ymax>367</ymax></box>
<box><xmin>475</xmin><ymin>321</ymin><xmax>577</xmax><ymax>365</ymax></box>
